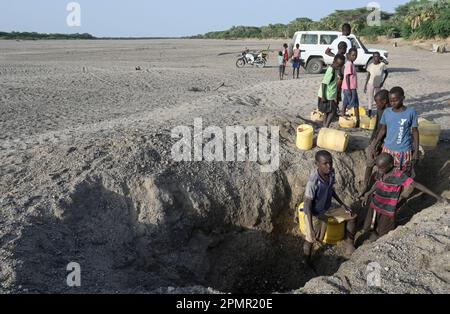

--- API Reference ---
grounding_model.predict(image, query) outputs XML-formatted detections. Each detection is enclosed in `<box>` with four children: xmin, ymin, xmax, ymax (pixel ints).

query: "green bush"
<box><xmin>432</xmin><ymin>9</ymin><xmax>450</xmax><ymax>38</ymax></box>
<box><xmin>416</xmin><ymin>20</ymin><xmax>435</xmax><ymax>38</ymax></box>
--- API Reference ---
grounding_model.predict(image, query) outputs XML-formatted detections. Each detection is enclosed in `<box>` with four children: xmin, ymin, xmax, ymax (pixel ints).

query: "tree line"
<box><xmin>190</xmin><ymin>0</ymin><xmax>450</xmax><ymax>40</ymax></box>
<box><xmin>0</xmin><ymin>32</ymin><xmax>96</xmax><ymax>40</ymax></box>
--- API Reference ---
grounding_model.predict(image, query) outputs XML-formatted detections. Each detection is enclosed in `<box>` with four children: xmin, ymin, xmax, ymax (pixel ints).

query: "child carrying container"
<box><xmin>302</xmin><ymin>150</ymin><xmax>356</xmax><ymax>261</ymax></box>
<box><xmin>318</xmin><ymin>54</ymin><xmax>345</xmax><ymax>128</ymax></box>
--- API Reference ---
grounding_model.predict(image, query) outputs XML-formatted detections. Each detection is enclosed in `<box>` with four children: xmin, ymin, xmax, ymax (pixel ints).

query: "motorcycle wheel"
<box><xmin>236</xmin><ymin>58</ymin><xmax>245</xmax><ymax>68</ymax></box>
<box><xmin>255</xmin><ymin>60</ymin><xmax>266</xmax><ymax>68</ymax></box>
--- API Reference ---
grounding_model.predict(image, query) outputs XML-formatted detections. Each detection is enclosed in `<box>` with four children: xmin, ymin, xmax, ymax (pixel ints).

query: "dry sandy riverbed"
<box><xmin>0</xmin><ymin>39</ymin><xmax>449</xmax><ymax>293</ymax></box>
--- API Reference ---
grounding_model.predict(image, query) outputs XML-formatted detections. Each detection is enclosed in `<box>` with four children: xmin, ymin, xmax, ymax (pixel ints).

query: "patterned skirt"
<box><xmin>382</xmin><ymin>147</ymin><xmax>413</xmax><ymax>174</ymax></box>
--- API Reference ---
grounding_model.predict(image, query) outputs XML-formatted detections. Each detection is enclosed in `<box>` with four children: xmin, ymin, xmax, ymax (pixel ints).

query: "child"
<box><xmin>369</xmin><ymin>86</ymin><xmax>419</xmax><ymax>176</ymax></box>
<box><xmin>302</xmin><ymin>150</ymin><xmax>356</xmax><ymax>260</ymax></box>
<box><xmin>362</xmin><ymin>89</ymin><xmax>390</xmax><ymax>188</ymax></box>
<box><xmin>283</xmin><ymin>43</ymin><xmax>289</xmax><ymax>76</ymax></box>
<box><xmin>362</xmin><ymin>153</ymin><xmax>448</xmax><ymax>239</ymax></box>
<box><xmin>292</xmin><ymin>43</ymin><xmax>301</xmax><ymax>79</ymax></box>
<box><xmin>278</xmin><ymin>51</ymin><xmax>284</xmax><ymax>80</ymax></box>
<box><xmin>364</xmin><ymin>52</ymin><xmax>389</xmax><ymax>118</ymax></box>
<box><xmin>342</xmin><ymin>48</ymin><xmax>360</xmax><ymax>127</ymax></box>
<box><xmin>336</xmin><ymin>41</ymin><xmax>348</xmax><ymax>110</ymax></box>
<box><xmin>318</xmin><ymin>54</ymin><xmax>346</xmax><ymax>128</ymax></box>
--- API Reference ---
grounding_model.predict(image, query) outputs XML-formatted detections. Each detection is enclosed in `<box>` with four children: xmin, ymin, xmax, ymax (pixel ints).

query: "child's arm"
<box><xmin>332</xmin><ymin>189</ymin><xmax>352</xmax><ymax>213</ymax></box>
<box><xmin>369</xmin><ymin>124</ymin><xmax>387</xmax><ymax>155</ymax></box>
<box><xmin>412</xmin><ymin>127</ymin><xmax>419</xmax><ymax>163</ymax></box>
<box><xmin>346</xmin><ymin>72</ymin><xmax>352</xmax><ymax>96</ymax></box>
<box><xmin>381</xmin><ymin>69</ymin><xmax>389</xmax><ymax>87</ymax></box>
<box><xmin>411</xmin><ymin>181</ymin><xmax>448</xmax><ymax>204</ymax></box>
<box><xmin>364</xmin><ymin>73</ymin><xmax>371</xmax><ymax>93</ymax></box>
<box><xmin>362</xmin><ymin>184</ymin><xmax>377</xmax><ymax>206</ymax></box>
<box><xmin>325</xmin><ymin>47</ymin><xmax>335</xmax><ymax>58</ymax></box>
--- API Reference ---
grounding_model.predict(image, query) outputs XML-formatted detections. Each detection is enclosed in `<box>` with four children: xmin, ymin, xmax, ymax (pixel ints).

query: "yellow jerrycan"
<box><xmin>349</xmin><ymin>107</ymin><xmax>366</xmax><ymax>117</ymax></box>
<box><xmin>310</xmin><ymin>109</ymin><xmax>324</xmax><ymax>122</ymax></box>
<box><xmin>317</xmin><ymin>128</ymin><xmax>349</xmax><ymax>152</ymax></box>
<box><xmin>419</xmin><ymin>118</ymin><xmax>441</xmax><ymax>151</ymax></box>
<box><xmin>360</xmin><ymin>116</ymin><xmax>371</xmax><ymax>129</ymax></box>
<box><xmin>339</xmin><ymin>116</ymin><xmax>356</xmax><ymax>128</ymax></box>
<box><xmin>296</xmin><ymin>124</ymin><xmax>314</xmax><ymax>151</ymax></box>
<box><xmin>297</xmin><ymin>203</ymin><xmax>345</xmax><ymax>245</ymax></box>
<box><xmin>369</xmin><ymin>116</ymin><xmax>377</xmax><ymax>130</ymax></box>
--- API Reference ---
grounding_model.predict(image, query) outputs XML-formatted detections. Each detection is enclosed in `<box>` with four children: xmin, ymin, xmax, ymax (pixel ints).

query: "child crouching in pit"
<box><xmin>302</xmin><ymin>150</ymin><xmax>357</xmax><ymax>261</ymax></box>
<box><xmin>361</xmin><ymin>153</ymin><xmax>449</xmax><ymax>240</ymax></box>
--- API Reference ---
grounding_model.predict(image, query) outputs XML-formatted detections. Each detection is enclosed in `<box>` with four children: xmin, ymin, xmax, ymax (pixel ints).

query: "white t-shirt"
<box><xmin>330</xmin><ymin>35</ymin><xmax>352</xmax><ymax>55</ymax></box>
<box><xmin>367</xmin><ymin>62</ymin><xmax>387</xmax><ymax>87</ymax></box>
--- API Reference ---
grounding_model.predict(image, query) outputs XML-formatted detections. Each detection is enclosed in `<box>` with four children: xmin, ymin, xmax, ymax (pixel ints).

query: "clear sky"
<box><xmin>0</xmin><ymin>0</ymin><xmax>410</xmax><ymax>37</ymax></box>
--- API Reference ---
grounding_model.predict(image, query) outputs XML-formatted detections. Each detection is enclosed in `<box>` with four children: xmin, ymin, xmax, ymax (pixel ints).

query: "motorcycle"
<box><xmin>236</xmin><ymin>47</ymin><xmax>269</xmax><ymax>68</ymax></box>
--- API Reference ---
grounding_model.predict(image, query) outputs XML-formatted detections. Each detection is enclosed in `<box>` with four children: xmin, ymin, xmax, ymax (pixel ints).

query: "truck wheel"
<box><xmin>306</xmin><ymin>58</ymin><xmax>323</xmax><ymax>74</ymax></box>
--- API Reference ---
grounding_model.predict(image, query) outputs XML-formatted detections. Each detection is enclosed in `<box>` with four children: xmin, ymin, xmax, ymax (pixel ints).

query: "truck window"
<box><xmin>301</xmin><ymin>34</ymin><xmax>318</xmax><ymax>45</ymax></box>
<box><xmin>320</xmin><ymin>35</ymin><xmax>337</xmax><ymax>45</ymax></box>
<box><xmin>350</xmin><ymin>38</ymin><xmax>361</xmax><ymax>49</ymax></box>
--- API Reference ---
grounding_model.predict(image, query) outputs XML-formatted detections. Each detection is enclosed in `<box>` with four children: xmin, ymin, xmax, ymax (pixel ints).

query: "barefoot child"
<box><xmin>369</xmin><ymin>86</ymin><xmax>419</xmax><ymax>176</ymax></box>
<box><xmin>292</xmin><ymin>43</ymin><xmax>301</xmax><ymax>79</ymax></box>
<box><xmin>302</xmin><ymin>150</ymin><xmax>356</xmax><ymax>260</ymax></box>
<box><xmin>318</xmin><ymin>54</ymin><xmax>345</xmax><ymax>128</ymax></box>
<box><xmin>278</xmin><ymin>51</ymin><xmax>284</xmax><ymax>80</ymax></box>
<box><xmin>283</xmin><ymin>43</ymin><xmax>289</xmax><ymax>76</ymax></box>
<box><xmin>362</xmin><ymin>90</ymin><xmax>390</xmax><ymax>188</ymax></box>
<box><xmin>362</xmin><ymin>153</ymin><xmax>448</xmax><ymax>239</ymax></box>
<box><xmin>342</xmin><ymin>48</ymin><xmax>360</xmax><ymax>127</ymax></box>
<box><xmin>336</xmin><ymin>42</ymin><xmax>348</xmax><ymax>111</ymax></box>
<box><xmin>364</xmin><ymin>52</ymin><xmax>389</xmax><ymax>118</ymax></box>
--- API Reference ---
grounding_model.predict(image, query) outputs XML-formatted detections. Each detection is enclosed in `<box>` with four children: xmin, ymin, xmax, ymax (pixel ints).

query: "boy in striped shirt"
<box><xmin>362</xmin><ymin>153</ymin><xmax>447</xmax><ymax>239</ymax></box>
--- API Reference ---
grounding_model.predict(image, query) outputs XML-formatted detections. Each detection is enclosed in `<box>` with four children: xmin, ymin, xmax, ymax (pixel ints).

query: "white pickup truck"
<box><xmin>290</xmin><ymin>31</ymin><xmax>389</xmax><ymax>74</ymax></box>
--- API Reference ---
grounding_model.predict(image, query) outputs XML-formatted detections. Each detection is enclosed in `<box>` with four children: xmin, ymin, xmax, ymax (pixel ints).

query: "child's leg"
<box><xmin>323</xmin><ymin>112</ymin><xmax>329</xmax><ymax>127</ymax></box>
<box><xmin>342</xmin><ymin>90</ymin><xmax>349</xmax><ymax>115</ymax></box>
<box><xmin>375</xmin><ymin>214</ymin><xmax>396</xmax><ymax>237</ymax></box>
<box><xmin>326</xmin><ymin>102</ymin><xmax>337</xmax><ymax>128</ymax></box>
<box><xmin>353</xmin><ymin>90</ymin><xmax>360</xmax><ymax>127</ymax></box>
<box><xmin>362</xmin><ymin>206</ymin><xmax>374</xmax><ymax>233</ymax></box>
<box><xmin>367</xmin><ymin>84</ymin><xmax>374</xmax><ymax>116</ymax></box>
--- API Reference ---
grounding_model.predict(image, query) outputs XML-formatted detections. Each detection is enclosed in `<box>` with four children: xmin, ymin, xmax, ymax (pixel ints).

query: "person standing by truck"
<box><xmin>364</xmin><ymin>52</ymin><xmax>389</xmax><ymax>118</ymax></box>
<box><xmin>283</xmin><ymin>43</ymin><xmax>289</xmax><ymax>76</ymax></box>
<box><xmin>325</xmin><ymin>23</ymin><xmax>353</xmax><ymax>57</ymax></box>
<box><xmin>292</xmin><ymin>43</ymin><xmax>301</xmax><ymax>79</ymax></box>
<box><xmin>342</xmin><ymin>48</ymin><xmax>360</xmax><ymax>127</ymax></box>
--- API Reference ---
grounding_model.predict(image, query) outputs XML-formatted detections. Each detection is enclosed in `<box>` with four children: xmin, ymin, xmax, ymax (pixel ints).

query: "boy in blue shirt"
<box><xmin>369</xmin><ymin>86</ymin><xmax>419</xmax><ymax>176</ymax></box>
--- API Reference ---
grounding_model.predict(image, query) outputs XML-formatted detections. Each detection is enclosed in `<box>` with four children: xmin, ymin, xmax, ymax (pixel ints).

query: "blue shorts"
<box><xmin>343</xmin><ymin>89</ymin><xmax>359</xmax><ymax>108</ymax></box>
